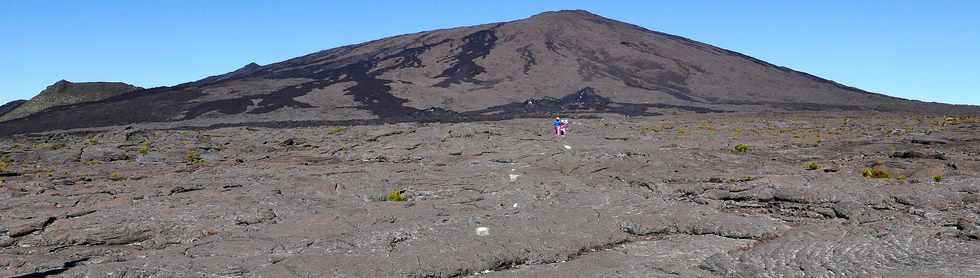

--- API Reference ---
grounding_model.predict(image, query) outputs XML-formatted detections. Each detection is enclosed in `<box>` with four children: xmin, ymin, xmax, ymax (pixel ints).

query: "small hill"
<box><xmin>0</xmin><ymin>100</ymin><xmax>27</xmax><ymax>118</ymax></box>
<box><xmin>0</xmin><ymin>80</ymin><xmax>141</xmax><ymax>122</ymax></box>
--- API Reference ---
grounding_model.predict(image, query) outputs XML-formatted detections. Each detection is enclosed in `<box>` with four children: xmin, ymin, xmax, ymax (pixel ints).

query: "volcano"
<box><xmin>1</xmin><ymin>10</ymin><xmax>973</xmax><ymax>135</ymax></box>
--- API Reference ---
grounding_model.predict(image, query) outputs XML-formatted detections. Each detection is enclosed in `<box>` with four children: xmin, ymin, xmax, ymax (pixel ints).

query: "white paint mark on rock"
<box><xmin>476</xmin><ymin>227</ymin><xmax>490</xmax><ymax>236</ymax></box>
<box><xmin>563</xmin><ymin>145</ymin><xmax>572</xmax><ymax>150</ymax></box>
<box><xmin>508</xmin><ymin>174</ymin><xmax>520</xmax><ymax>182</ymax></box>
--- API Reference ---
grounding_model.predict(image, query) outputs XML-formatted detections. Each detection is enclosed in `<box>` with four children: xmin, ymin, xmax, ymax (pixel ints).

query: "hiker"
<box><xmin>553</xmin><ymin>117</ymin><xmax>563</xmax><ymax>136</ymax></box>
<box><xmin>559</xmin><ymin>119</ymin><xmax>569</xmax><ymax>136</ymax></box>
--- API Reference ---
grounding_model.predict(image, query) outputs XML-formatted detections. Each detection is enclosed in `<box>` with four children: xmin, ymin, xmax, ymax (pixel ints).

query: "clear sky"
<box><xmin>2</xmin><ymin>1</ymin><xmax>978</xmax><ymax>105</ymax></box>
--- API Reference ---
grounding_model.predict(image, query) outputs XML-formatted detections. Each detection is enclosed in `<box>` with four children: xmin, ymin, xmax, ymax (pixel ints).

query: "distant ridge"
<box><xmin>0</xmin><ymin>80</ymin><xmax>141</xmax><ymax>122</ymax></box>
<box><xmin>0</xmin><ymin>100</ymin><xmax>27</xmax><ymax>118</ymax></box>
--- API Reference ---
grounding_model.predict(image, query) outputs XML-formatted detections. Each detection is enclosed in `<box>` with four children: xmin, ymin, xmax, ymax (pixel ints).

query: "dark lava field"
<box><xmin>1</xmin><ymin>113</ymin><xmax>979</xmax><ymax>277</ymax></box>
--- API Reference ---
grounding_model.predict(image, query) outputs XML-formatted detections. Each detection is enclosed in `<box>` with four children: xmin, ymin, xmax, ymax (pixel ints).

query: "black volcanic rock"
<box><xmin>0</xmin><ymin>10</ymin><xmax>977</xmax><ymax>135</ymax></box>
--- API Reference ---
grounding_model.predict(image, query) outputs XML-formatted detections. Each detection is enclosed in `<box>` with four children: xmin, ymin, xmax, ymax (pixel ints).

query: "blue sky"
<box><xmin>2</xmin><ymin>1</ymin><xmax>978</xmax><ymax>105</ymax></box>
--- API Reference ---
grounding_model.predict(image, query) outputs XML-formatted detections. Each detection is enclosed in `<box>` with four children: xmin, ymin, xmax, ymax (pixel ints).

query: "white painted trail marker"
<box><xmin>476</xmin><ymin>227</ymin><xmax>490</xmax><ymax>236</ymax></box>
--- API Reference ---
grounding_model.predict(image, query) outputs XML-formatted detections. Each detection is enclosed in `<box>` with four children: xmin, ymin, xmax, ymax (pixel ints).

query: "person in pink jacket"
<box><xmin>553</xmin><ymin>117</ymin><xmax>563</xmax><ymax>136</ymax></box>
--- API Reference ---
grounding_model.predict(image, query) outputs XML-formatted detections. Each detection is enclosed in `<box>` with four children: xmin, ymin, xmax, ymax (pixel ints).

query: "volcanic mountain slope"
<box><xmin>1</xmin><ymin>10</ymin><xmax>975</xmax><ymax>135</ymax></box>
<box><xmin>0</xmin><ymin>80</ymin><xmax>141</xmax><ymax>122</ymax></box>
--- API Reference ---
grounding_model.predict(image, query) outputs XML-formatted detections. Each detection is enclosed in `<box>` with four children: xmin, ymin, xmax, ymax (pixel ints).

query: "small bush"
<box><xmin>86</xmin><ymin>137</ymin><xmax>99</xmax><ymax>145</ymax></box>
<box><xmin>896</xmin><ymin>175</ymin><xmax>908</xmax><ymax>183</ymax></box>
<box><xmin>386</xmin><ymin>189</ymin><xmax>407</xmax><ymax>202</ymax></box>
<box><xmin>734</xmin><ymin>144</ymin><xmax>749</xmax><ymax>153</ymax></box>
<box><xmin>327</xmin><ymin>127</ymin><xmax>347</xmax><ymax>135</ymax></box>
<box><xmin>933</xmin><ymin>175</ymin><xmax>944</xmax><ymax>182</ymax></box>
<box><xmin>186</xmin><ymin>149</ymin><xmax>206</xmax><ymax>164</ymax></box>
<box><xmin>803</xmin><ymin>162</ymin><xmax>820</xmax><ymax>171</ymax></box>
<box><xmin>51</xmin><ymin>143</ymin><xmax>66</xmax><ymax>150</ymax></box>
<box><xmin>110</xmin><ymin>171</ymin><xmax>122</xmax><ymax>180</ymax></box>
<box><xmin>138</xmin><ymin>142</ymin><xmax>151</xmax><ymax>156</ymax></box>
<box><xmin>0</xmin><ymin>161</ymin><xmax>8</xmax><ymax>172</ymax></box>
<box><xmin>862</xmin><ymin>167</ymin><xmax>891</xmax><ymax>179</ymax></box>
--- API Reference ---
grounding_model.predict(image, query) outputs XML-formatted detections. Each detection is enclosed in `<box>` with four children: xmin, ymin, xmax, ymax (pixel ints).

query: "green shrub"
<box><xmin>86</xmin><ymin>137</ymin><xmax>99</xmax><ymax>145</ymax></box>
<box><xmin>896</xmin><ymin>175</ymin><xmax>908</xmax><ymax>183</ymax></box>
<box><xmin>933</xmin><ymin>175</ymin><xmax>944</xmax><ymax>182</ymax></box>
<box><xmin>803</xmin><ymin>162</ymin><xmax>820</xmax><ymax>171</ymax></box>
<box><xmin>186</xmin><ymin>149</ymin><xmax>206</xmax><ymax>164</ymax></box>
<box><xmin>110</xmin><ymin>171</ymin><xmax>122</xmax><ymax>180</ymax></box>
<box><xmin>386</xmin><ymin>189</ymin><xmax>407</xmax><ymax>202</ymax></box>
<box><xmin>734</xmin><ymin>144</ymin><xmax>749</xmax><ymax>153</ymax></box>
<box><xmin>138</xmin><ymin>142</ymin><xmax>151</xmax><ymax>156</ymax></box>
<box><xmin>0</xmin><ymin>161</ymin><xmax>8</xmax><ymax>172</ymax></box>
<box><xmin>862</xmin><ymin>167</ymin><xmax>891</xmax><ymax>179</ymax></box>
<box><xmin>327</xmin><ymin>127</ymin><xmax>347</xmax><ymax>135</ymax></box>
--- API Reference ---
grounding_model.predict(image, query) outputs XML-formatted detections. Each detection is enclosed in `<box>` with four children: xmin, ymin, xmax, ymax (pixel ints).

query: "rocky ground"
<box><xmin>1</xmin><ymin>112</ymin><xmax>979</xmax><ymax>277</ymax></box>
